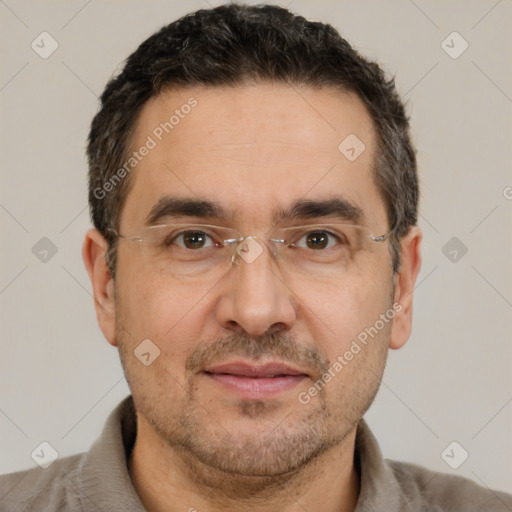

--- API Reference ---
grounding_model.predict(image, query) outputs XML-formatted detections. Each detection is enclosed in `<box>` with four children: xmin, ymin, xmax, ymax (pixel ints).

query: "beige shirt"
<box><xmin>1</xmin><ymin>395</ymin><xmax>511</xmax><ymax>511</ymax></box>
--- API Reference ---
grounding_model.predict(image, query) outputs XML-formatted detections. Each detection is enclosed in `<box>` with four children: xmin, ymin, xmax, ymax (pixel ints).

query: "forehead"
<box><xmin>120</xmin><ymin>84</ymin><xmax>386</xmax><ymax>231</ymax></box>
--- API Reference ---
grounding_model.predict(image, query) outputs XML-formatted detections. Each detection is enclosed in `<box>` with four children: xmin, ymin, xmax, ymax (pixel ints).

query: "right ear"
<box><xmin>82</xmin><ymin>229</ymin><xmax>117</xmax><ymax>346</ymax></box>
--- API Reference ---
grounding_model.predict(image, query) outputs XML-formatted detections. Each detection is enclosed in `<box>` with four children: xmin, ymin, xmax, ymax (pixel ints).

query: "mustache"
<box><xmin>185</xmin><ymin>331</ymin><xmax>329</xmax><ymax>379</ymax></box>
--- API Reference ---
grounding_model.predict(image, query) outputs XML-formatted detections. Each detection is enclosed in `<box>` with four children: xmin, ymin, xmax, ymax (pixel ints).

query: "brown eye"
<box><xmin>288</xmin><ymin>227</ymin><xmax>351</xmax><ymax>252</ymax></box>
<box><xmin>305</xmin><ymin>232</ymin><xmax>330</xmax><ymax>250</ymax></box>
<box><xmin>177</xmin><ymin>231</ymin><xmax>214</xmax><ymax>249</ymax></box>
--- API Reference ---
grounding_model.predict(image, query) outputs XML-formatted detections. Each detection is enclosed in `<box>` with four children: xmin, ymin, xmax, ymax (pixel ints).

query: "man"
<box><xmin>1</xmin><ymin>3</ymin><xmax>510</xmax><ymax>511</ymax></box>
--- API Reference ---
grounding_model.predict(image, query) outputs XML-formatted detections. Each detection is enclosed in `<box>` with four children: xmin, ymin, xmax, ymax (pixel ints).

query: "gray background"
<box><xmin>1</xmin><ymin>0</ymin><xmax>511</xmax><ymax>495</ymax></box>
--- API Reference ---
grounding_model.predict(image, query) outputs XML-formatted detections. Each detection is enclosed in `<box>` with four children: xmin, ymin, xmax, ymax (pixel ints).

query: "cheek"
<box><xmin>115</xmin><ymin>276</ymin><xmax>212</xmax><ymax>394</ymax></box>
<box><xmin>298</xmin><ymin>262</ymin><xmax>392</xmax><ymax>347</ymax></box>
<box><xmin>115</xmin><ymin>257</ymin><xmax>213</xmax><ymax>356</ymax></box>
<box><xmin>294</xmin><ymin>284</ymin><xmax>392</xmax><ymax>389</ymax></box>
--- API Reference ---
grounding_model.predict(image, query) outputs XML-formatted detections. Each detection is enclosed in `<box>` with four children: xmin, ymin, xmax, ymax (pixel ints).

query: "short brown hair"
<box><xmin>87</xmin><ymin>3</ymin><xmax>419</xmax><ymax>277</ymax></box>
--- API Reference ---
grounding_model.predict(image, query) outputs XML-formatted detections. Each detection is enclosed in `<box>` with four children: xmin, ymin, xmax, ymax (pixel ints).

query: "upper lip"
<box><xmin>203</xmin><ymin>361</ymin><xmax>308</xmax><ymax>378</ymax></box>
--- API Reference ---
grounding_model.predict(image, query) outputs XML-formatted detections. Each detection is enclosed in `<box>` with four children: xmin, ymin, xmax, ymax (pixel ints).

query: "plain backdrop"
<box><xmin>1</xmin><ymin>0</ymin><xmax>511</xmax><ymax>495</ymax></box>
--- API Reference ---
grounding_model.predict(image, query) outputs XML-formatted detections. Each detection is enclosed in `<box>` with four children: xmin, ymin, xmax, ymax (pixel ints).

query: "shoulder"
<box><xmin>386</xmin><ymin>459</ymin><xmax>512</xmax><ymax>511</ymax></box>
<box><xmin>0</xmin><ymin>453</ymin><xmax>84</xmax><ymax>511</ymax></box>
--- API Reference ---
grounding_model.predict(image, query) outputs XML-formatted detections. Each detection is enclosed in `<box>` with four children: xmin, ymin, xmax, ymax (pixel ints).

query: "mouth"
<box><xmin>202</xmin><ymin>361</ymin><xmax>309</xmax><ymax>399</ymax></box>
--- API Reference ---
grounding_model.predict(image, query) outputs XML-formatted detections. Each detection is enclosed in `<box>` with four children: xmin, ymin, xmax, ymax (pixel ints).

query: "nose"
<box><xmin>215</xmin><ymin>237</ymin><xmax>297</xmax><ymax>336</ymax></box>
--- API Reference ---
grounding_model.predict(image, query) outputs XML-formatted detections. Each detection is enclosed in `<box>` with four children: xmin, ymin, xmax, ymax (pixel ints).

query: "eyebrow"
<box><xmin>274</xmin><ymin>197</ymin><xmax>364</xmax><ymax>225</ymax></box>
<box><xmin>145</xmin><ymin>196</ymin><xmax>365</xmax><ymax>226</ymax></box>
<box><xmin>145</xmin><ymin>197</ymin><xmax>232</xmax><ymax>225</ymax></box>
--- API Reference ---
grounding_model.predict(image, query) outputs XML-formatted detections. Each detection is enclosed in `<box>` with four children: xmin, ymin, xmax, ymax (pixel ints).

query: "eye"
<box><xmin>171</xmin><ymin>230</ymin><xmax>218</xmax><ymax>250</ymax></box>
<box><xmin>294</xmin><ymin>230</ymin><xmax>345</xmax><ymax>250</ymax></box>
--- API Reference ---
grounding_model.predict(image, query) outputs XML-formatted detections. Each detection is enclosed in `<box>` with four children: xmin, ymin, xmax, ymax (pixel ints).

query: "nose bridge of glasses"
<box><xmin>230</xmin><ymin>234</ymin><xmax>283</xmax><ymax>266</ymax></box>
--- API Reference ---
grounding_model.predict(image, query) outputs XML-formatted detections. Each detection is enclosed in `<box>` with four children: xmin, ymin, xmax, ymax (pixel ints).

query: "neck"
<box><xmin>128</xmin><ymin>415</ymin><xmax>360</xmax><ymax>512</ymax></box>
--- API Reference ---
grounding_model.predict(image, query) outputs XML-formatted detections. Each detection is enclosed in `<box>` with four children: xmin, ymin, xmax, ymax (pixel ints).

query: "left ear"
<box><xmin>389</xmin><ymin>225</ymin><xmax>422</xmax><ymax>350</ymax></box>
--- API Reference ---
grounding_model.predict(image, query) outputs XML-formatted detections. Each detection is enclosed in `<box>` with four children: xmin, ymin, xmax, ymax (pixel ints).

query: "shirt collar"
<box><xmin>73</xmin><ymin>395</ymin><xmax>408</xmax><ymax>511</ymax></box>
<box><xmin>353</xmin><ymin>418</ymin><xmax>406</xmax><ymax>511</ymax></box>
<box><xmin>73</xmin><ymin>395</ymin><xmax>145</xmax><ymax>511</ymax></box>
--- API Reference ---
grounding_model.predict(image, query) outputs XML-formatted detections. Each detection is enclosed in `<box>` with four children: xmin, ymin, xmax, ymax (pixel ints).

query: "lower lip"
<box><xmin>204</xmin><ymin>372</ymin><xmax>307</xmax><ymax>399</ymax></box>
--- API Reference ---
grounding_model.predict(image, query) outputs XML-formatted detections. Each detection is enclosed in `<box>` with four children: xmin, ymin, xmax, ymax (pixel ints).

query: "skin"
<box><xmin>83</xmin><ymin>84</ymin><xmax>422</xmax><ymax>512</ymax></box>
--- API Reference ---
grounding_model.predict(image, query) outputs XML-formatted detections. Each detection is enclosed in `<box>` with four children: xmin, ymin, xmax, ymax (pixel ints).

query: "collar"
<box><xmin>73</xmin><ymin>395</ymin><xmax>407</xmax><ymax>511</ymax></box>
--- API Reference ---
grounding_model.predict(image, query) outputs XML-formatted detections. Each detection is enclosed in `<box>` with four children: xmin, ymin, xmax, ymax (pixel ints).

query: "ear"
<box><xmin>389</xmin><ymin>225</ymin><xmax>422</xmax><ymax>350</ymax></box>
<box><xmin>82</xmin><ymin>229</ymin><xmax>117</xmax><ymax>347</ymax></box>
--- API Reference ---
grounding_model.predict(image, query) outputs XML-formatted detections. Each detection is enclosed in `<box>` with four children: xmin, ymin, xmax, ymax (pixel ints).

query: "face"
<box><xmin>85</xmin><ymin>84</ymin><xmax>419</xmax><ymax>478</ymax></box>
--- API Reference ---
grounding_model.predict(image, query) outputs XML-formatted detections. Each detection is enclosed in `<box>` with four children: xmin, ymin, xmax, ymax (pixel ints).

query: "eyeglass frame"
<box><xmin>106</xmin><ymin>221</ymin><xmax>394</xmax><ymax>269</ymax></box>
